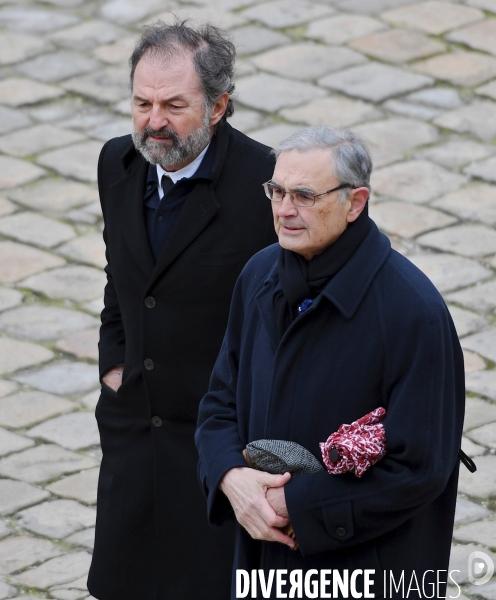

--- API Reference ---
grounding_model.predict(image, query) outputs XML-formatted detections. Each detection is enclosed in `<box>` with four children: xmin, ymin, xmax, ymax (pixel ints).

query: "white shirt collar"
<box><xmin>156</xmin><ymin>142</ymin><xmax>210</xmax><ymax>199</ymax></box>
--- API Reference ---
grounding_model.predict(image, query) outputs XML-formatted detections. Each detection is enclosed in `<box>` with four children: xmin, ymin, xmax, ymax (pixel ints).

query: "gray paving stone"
<box><xmin>0</xmin><ymin>306</ymin><xmax>98</xmax><ymax>342</ymax></box>
<box><xmin>434</xmin><ymin>101</ymin><xmax>496</xmax><ymax>141</ymax></box>
<box><xmin>17</xmin><ymin>499</ymin><xmax>96</xmax><ymax>539</ymax></box>
<box><xmin>447</xmin><ymin>305</ymin><xmax>487</xmax><ymax>338</ymax></box>
<box><xmin>251</xmin><ymin>43</ymin><xmax>366</xmax><ymax>81</ymax></box>
<box><xmin>0</xmin><ymin>213</ymin><xmax>76</xmax><ymax>249</ymax></box>
<box><xmin>319</xmin><ymin>63</ymin><xmax>433</xmax><ymax>103</ymax></box>
<box><xmin>281</xmin><ymin>96</ymin><xmax>380</xmax><ymax>128</ymax></box>
<box><xmin>228</xmin><ymin>109</ymin><xmax>265</xmax><ymax>133</ymax></box>
<box><xmin>58</xmin><ymin>234</ymin><xmax>106</xmax><ymax>270</ymax></box>
<box><xmin>20</xmin><ymin>265</ymin><xmax>106</xmax><ymax>302</ymax></box>
<box><xmin>56</xmin><ymin>327</ymin><xmax>99</xmax><ymax>362</ymax></box>
<box><xmin>46</xmin><ymin>467</ymin><xmax>99</xmax><ymax>505</ymax></box>
<box><xmin>63</xmin><ymin>67</ymin><xmax>128</xmax><ymax>104</ymax></box>
<box><xmin>0</xmin><ymin>33</ymin><xmax>52</xmax><ymax>66</ymax></box>
<box><xmin>463</xmin><ymin>349</ymin><xmax>486</xmax><ymax>373</ymax></box>
<box><xmin>147</xmin><ymin>7</ymin><xmax>247</xmax><ymax>31</ymax></box>
<box><xmin>405</xmin><ymin>87</ymin><xmax>462</xmax><ymax>109</ymax></box>
<box><xmin>447</xmin><ymin>20</ymin><xmax>496</xmax><ymax>57</ymax></box>
<box><xmin>305</xmin><ymin>14</ymin><xmax>387</xmax><ymax>46</ymax></box>
<box><xmin>449</xmin><ymin>543</ymin><xmax>496</xmax><ymax>585</ymax></box>
<box><xmin>382</xmin><ymin>1</ymin><xmax>484</xmax><ymax>35</ymax></box>
<box><xmin>417</xmin><ymin>225</ymin><xmax>496</xmax><ymax>258</ymax></box>
<box><xmin>468</xmin><ymin>421</ymin><xmax>496</xmax><ymax>451</ymax></box>
<box><xmin>0</xmin><ymin>198</ymin><xmax>15</xmax><ymax>218</ymax></box>
<box><xmin>408</xmin><ymin>254</ymin><xmax>492</xmax><ymax>293</ymax></box>
<box><xmin>413</xmin><ymin>51</ymin><xmax>496</xmax><ymax>88</ymax></box>
<box><xmin>462</xmin><ymin>435</ymin><xmax>486</xmax><ymax>457</ymax></box>
<box><xmin>454</xmin><ymin>518</ymin><xmax>496</xmax><ymax>547</ymax></box>
<box><xmin>51</xmin><ymin>575</ymin><xmax>89</xmax><ymax>600</ymax></box>
<box><xmin>349</xmin><ymin>29</ymin><xmax>444</xmax><ymax>64</ymax></box>
<box><xmin>476</xmin><ymin>80</ymin><xmax>496</xmax><ymax>102</ymax></box>
<box><xmin>248</xmin><ymin>124</ymin><xmax>304</xmax><ymax>149</ymax></box>
<box><xmin>371</xmin><ymin>201</ymin><xmax>456</xmax><ymax>238</ymax></box>
<box><xmin>60</xmin><ymin>112</ymin><xmax>111</xmax><ymax>132</ymax></box>
<box><xmin>0</xmin><ymin>338</ymin><xmax>53</xmax><ymax>376</ymax></box>
<box><xmin>28</xmin><ymin>412</ymin><xmax>99</xmax><ymax>451</ymax></box>
<box><xmin>0</xmin><ymin>381</ymin><xmax>17</xmax><ymax>398</ymax></box>
<box><xmin>237</xmin><ymin>73</ymin><xmax>326</xmax><ymax>112</ymax></box>
<box><xmin>0</xmin><ymin>479</ymin><xmax>50</xmax><ymax>516</ymax></box>
<box><xmin>66</xmin><ymin>209</ymin><xmax>99</xmax><ymax>225</ymax></box>
<box><xmin>0</xmin><ymin>241</ymin><xmax>65</xmax><ymax>283</ymax></box>
<box><xmin>417</xmin><ymin>141</ymin><xmax>496</xmax><ymax>170</ymax></box>
<box><xmin>466</xmin><ymin>370</ymin><xmax>496</xmax><ymax>401</ymax></box>
<box><xmin>36</xmin><ymin>142</ymin><xmax>102</xmax><ymax>183</ymax></box>
<box><xmin>382</xmin><ymin>100</ymin><xmax>440</xmax><ymax>121</ymax></box>
<box><xmin>458</xmin><ymin>454</ymin><xmax>496</xmax><ymax>498</ymax></box>
<box><xmin>0</xmin><ymin>106</ymin><xmax>31</xmax><ymax>135</ymax></box>
<box><xmin>468</xmin><ymin>0</ymin><xmax>496</xmax><ymax>11</ymax></box>
<box><xmin>100</xmin><ymin>0</ymin><xmax>170</xmax><ymax>24</ymax></box>
<box><xmin>0</xmin><ymin>78</ymin><xmax>64</xmax><ymax>107</ymax></box>
<box><xmin>7</xmin><ymin>179</ymin><xmax>98</xmax><ymax>213</ymax></box>
<box><xmin>92</xmin><ymin>36</ymin><xmax>135</xmax><ymax>66</ymax></box>
<box><xmin>465</xmin><ymin>580</ymin><xmax>496</xmax><ymax>599</ymax></box>
<box><xmin>0</xmin><ymin>156</ymin><xmax>45</xmax><ymax>190</ymax></box>
<box><xmin>0</xmin><ymin>444</ymin><xmax>97</xmax><ymax>484</ymax></box>
<box><xmin>66</xmin><ymin>527</ymin><xmax>94</xmax><ymax>550</ymax></box>
<box><xmin>0</xmin><ymin>288</ymin><xmax>23</xmax><ymax>313</ymax></box>
<box><xmin>464</xmin><ymin>397</ymin><xmax>496</xmax><ymax>432</ymax></box>
<box><xmin>462</xmin><ymin>329</ymin><xmax>496</xmax><ymax>363</ymax></box>
<box><xmin>16</xmin><ymin>551</ymin><xmax>92</xmax><ymax>588</ymax></box>
<box><xmin>357</xmin><ymin>118</ymin><xmax>438</xmax><ymax>168</ymax></box>
<box><xmin>0</xmin><ymin>427</ymin><xmax>34</xmax><ymax>457</ymax></box>
<box><xmin>0</xmin><ymin>390</ymin><xmax>75</xmax><ymax>428</ymax></box>
<box><xmin>0</xmin><ymin>581</ymin><xmax>16</xmax><ymax>599</ymax></box>
<box><xmin>465</xmin><ymin>156</ymin><xmax>496</xmax><ymax>185</ymax></box>
<box><xmin>0</xmin><ymin>521</ymin><xmax>11</xmax><ymax>539</ymax></box>
<box><xmin>455</xmin><ymin>498</ymin><xmax>493</xmax><ymax>525</ymax></box>
<box><xmin>230</xmin><ymin>26</ymin><xmax>291</xmax><ymax>57</ymax></box>
<box><xmin>0</xmin><ymin>536</ymin><xmax>62</xmax><ymax>575</ymax></box>
<box><xmin>48</xmin><ymin>20</ymin><xmax>127</xmax><ymax>52</ymax></box>
<box><xmin>27</xmin><ymin>97</ymin><xmax>92</xmax><ymax>123</ymax></box>
<box><xmin>16</xmin><ymin>52</ymin><xmax>100</xmax><ymax>83</ymax></box>
<box><xmin>13</xmin><ymin>361</ymin><xmax>99</xmax><ymax>396</ymax></box>
<box><xmin>334</xmin><ymin>0</ymin><xmax>413</xmax><ymax>14</ymax></box>
<box><xmin>447</xmin><ymin>279</ymin><xmax>496</xmax><ymax>313</ymax></box>
<box><xmin>0</xmin><ymin>7</ymin><xmax>79</xmax><ymax>34</ymax></box>
<box><xmin>241</xmin><ymin>0</ymin><xmax>333</xmax><ymax>28</ymax></box>
<box><xmin>87</xmin><ymin>119</ymin><xmax>131</xmax><ymax>142</ymax></box>
<box><xmin>372</xmin><ymin>160</ymin><xmax>467</xmax><ymax>203</ymax></box>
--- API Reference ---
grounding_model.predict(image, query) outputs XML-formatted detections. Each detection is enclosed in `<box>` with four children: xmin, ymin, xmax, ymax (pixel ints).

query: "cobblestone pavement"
<box><xmin>0</xmin><ymin>0</ymin><xmax>495</xmax><ymax>598</ymax></box>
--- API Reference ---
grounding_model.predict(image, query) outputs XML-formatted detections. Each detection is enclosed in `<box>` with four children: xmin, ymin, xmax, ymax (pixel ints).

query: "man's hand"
<box><xmin>220</xmin><ymin>467</ymin><xmax>294</xmax><ymax>548</ymax></box>
<box><xmin>102</xmin><ymin>365</ymin><xmax>124</xmax><ymax>391</ymax></box>
<box><xmin>266</xmin><ymin>485</ymin><xmax>289</xmax><ymax>518</ymax></box>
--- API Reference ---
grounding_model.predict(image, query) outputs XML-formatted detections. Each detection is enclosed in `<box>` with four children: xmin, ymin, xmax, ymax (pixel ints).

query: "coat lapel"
<box><xmin>111</xmin><ymin>149</ymin><xmax>155</xmax><ymax>280</ymax></box>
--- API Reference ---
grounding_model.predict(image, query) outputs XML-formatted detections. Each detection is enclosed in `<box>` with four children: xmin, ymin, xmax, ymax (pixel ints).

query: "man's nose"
<box><xmin>277</xmin><ymin>193</ymin><xmax>298</xmax><ymax>217</ymax></box>
<box><xmin>149</xmin><ymin>106</ymin><xmax>169</xmax><ymax>131</ymax></box>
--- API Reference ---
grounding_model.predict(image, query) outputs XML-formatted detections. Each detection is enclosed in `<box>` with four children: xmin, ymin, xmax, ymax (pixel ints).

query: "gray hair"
<box><xmin>129</xmin><ymin>20</ymin><xmax>236</xmax><ymax>122</ymax></box>
<box><xmin>274</xmin><ymin>125</ymin><xmax>372</xmax><ymax>203</ymax></box>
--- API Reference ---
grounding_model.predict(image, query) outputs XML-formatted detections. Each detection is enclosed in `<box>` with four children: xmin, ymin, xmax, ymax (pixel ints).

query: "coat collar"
<box><xmin>110</xmin><ymin>123</ymin><xmax>233</xmax><ymax>284</ymax></box>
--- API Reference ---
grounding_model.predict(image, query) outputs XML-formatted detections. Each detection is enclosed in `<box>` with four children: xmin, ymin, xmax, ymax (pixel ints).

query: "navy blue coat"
<box><xmin>196</xmin><ymin>222</ymin><xmax>465</xmax><ymax>599</ymax></box>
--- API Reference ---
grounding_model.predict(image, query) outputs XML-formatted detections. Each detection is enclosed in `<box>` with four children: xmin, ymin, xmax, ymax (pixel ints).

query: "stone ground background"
<box><xmin>0</xmin><ymin>0</ymin><xmax>495</xmax><ymax>598</ymax></box>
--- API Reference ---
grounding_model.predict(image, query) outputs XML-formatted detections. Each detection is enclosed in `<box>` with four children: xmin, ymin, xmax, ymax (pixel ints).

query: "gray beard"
<box><xmin>132</xmin><ymin>112</ymin><xmax>211</xmax><ymax>168</ymax></box>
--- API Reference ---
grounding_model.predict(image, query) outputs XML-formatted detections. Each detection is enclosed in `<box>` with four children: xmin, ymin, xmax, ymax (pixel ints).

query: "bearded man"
<box><xmin>87</xmin><ymin>21</ymin><xmax>276</xmax><ymax>600</ymax></box>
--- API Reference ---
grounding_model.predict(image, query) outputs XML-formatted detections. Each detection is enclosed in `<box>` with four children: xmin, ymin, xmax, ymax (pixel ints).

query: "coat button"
<box><xmin>151</xmin><ymin>416</ymin><xmax>163</xmax><ymax>427</ymax></box>
<box><xmin>144</xmin><ymin>358</ymin><xmax>154</xmax><ymax>370</ymax></box>
<box><xmin>157</xmin><ymin>216</ymin><xmax>163</xmax><ymax>222</ymax></box>
<box><xmin>144</xmin><ymin>296</ymin><xmax>156</xmax><ymax>308</ymax></box>
<box><xmin>336</xmin><ymin>527</ymin><xmax>347</xmax><ymax>537</ymax></box>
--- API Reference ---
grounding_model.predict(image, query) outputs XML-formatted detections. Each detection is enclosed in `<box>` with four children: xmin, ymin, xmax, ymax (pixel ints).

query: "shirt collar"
<box><xmin>156</xmin><ymin>141</ymin><xmax>211</xmax><ymax>185</ymax></box>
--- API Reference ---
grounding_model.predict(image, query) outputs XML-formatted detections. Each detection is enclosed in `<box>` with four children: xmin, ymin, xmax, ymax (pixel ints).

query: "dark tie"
<box><xmin>161</xmin><ymin>174</ymin><xmax>174</xmax><ymax>199</ymax></box>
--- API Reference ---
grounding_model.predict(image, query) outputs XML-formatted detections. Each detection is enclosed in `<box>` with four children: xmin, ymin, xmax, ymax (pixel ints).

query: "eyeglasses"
<box><xmin>262</xmin><ymin>181</ymin><xmax>352</xmax><ymax>207</ymax></box>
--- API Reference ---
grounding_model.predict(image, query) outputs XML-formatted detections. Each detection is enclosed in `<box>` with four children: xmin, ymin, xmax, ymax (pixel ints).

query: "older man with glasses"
<box><xmin>196</xmin><ymin>125</ymin><xmax>466</xmax><ymax>600</ymax></box>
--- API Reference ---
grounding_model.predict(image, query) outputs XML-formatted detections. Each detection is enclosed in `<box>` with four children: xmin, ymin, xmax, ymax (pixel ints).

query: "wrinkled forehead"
<box><xmin>273</xmin><ymin>148</ymin><xmax>338</xmax><ymax>187</ymax></box>
<box><xmin>133</xmin><ymin>49</ymin><xmax>202</xmax><ymax>93</ymax></box>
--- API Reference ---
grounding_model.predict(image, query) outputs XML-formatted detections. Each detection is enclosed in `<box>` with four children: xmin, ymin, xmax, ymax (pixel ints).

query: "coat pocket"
<box><xmin>322</xmin><ymin>501</ymin><xmax>354</xmax><ymax>542</ymax></box>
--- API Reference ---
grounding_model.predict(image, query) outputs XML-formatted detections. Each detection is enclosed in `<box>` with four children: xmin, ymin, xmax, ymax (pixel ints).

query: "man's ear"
<box><xmin>210</xmin><ymin>92</ymin><xmax>229</xmax><ymax>126</ymax></box>
<box><xmin>347</xmin><ymin>187</ymin><xmax>369</xmax><ymax>223</ymax></box>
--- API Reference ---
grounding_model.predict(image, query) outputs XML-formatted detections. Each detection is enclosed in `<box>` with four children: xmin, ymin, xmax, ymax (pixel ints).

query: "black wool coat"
<box><xmin>196</xmin><ymin>223</ymin><xmax>465</xmax><ymax>600</ymax></box>
<box><xmin>87</xmin><ymin>123</ymin><xmax>277</xmax><ymax>600</ymax></box>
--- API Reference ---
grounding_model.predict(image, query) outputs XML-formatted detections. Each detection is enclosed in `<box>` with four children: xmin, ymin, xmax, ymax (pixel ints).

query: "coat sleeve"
<box><xmin>284</xmin><ymin>272</ymin><xmax>465</xmax><ymax>556</ymax></box>
<box><xmin>98</xmin><ymin>141</ymin><xmax>126</xmax><ymax>379</ymax></box>
<box><xmin>195</xmin><ymin>265</ymin><xmax>261</xmax><ymax>525</ymax></box>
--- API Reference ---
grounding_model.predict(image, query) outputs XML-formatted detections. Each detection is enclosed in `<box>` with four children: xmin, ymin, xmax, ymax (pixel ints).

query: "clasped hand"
<box><xmin>220</xmin><ymin>467</ymin><xmax>294</xmax><ymax>548</ymax></box>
